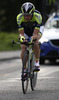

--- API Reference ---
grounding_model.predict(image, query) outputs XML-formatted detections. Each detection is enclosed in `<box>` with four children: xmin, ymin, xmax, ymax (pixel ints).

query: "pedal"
<box><xmin>34</xmin><ymin>69</ymin><xmax>40</xmax><ymax>72</ymax></box>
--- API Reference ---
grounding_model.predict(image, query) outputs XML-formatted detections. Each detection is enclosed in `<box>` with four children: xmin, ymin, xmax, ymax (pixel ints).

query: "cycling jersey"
<box><xmin>17</xmin><ymin>10</ymin><xmax>42</xmax><ymax>37</ymax></box>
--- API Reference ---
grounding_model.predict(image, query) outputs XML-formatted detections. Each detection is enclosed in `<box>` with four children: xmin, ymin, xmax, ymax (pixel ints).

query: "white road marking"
<box><xmin>0</xmin><ymin>67</ymin><xmax>59</xmax><ymax>83</ymax></box>
<box><xmin>37</xmin><ymin>76</ymin><xmax>54</xmax><ymax>79</ymax></box>
<box><xmin>0</xmin><ymin>78</ymin><xmax>20</xmax><ymax>82</ymax></box>
<box><xmin>40</xmin><ymin>70</ymin><xmax>59</xmax><ymax>76</ymax></box>
<box><xmin>0</xmin><ymin>75</ymin><xmax>54</xmax><ymax>83</ymax></box>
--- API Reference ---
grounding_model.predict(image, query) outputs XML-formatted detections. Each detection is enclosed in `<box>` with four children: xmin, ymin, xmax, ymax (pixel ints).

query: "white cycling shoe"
<box><xmin>34</xmin><ymin>62</ymin><xmax>40</xmax><ymax>72</ymax></box>
<box><xmin>34</xmin><ymin>65</ymin><xmax>40</xmax><ymax>72</ymax></box>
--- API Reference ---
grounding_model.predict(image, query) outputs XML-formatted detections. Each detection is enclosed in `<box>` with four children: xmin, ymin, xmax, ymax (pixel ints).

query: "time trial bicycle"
<box><xmin>12</xmin><ymin>39</ymin><xmax>41</xmax><ymax>94</ymax></box>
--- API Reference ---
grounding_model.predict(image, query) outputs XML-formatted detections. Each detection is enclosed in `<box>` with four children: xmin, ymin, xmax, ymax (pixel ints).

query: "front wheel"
<box><xmin>30</xmin><ymin>53</ymin><xmax>37</xmax><ymax>91</ymax></box>
<box><xmin>22</xmin><ymin>51</ymin><xmax>29</xmax><ymax>94</ymax></box>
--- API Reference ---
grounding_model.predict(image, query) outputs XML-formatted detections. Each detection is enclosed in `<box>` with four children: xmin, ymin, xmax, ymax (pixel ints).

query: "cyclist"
<box><xmin>16</xmin><ymin>2</ymin><xmax>44</xmax><ymax>76</ymax></box>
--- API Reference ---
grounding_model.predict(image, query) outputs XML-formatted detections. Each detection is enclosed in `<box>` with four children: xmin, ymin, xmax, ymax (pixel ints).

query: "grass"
<box><xmin>0</xmin><ymin>32</ymin><xmax>21</xmax><ymax>51</ymax></box>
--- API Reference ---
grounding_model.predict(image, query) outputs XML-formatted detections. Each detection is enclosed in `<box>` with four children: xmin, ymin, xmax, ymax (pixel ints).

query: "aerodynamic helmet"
<box><xmin>21</xmin><ymin>2</ymin><xmax>35</xmax><ymax>15</ymax></box>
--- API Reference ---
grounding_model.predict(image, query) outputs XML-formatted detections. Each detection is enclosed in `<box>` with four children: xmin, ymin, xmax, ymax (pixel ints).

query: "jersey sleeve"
<box><xmin>16</xmin><ymin>13</ymin><xmax>24</xmax><ymax>31</ymax></box>
<box><xmin>34</xmin><ymin>12</ymin><xmax>42</xmax><ymax>30</ymax></box>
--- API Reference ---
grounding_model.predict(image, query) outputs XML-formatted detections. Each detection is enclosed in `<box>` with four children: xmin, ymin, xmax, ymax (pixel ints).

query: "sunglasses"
<box><xmin>22</xmin><ymin>13</ymin><xmax>32</xmax><ymax>17</ymax></box>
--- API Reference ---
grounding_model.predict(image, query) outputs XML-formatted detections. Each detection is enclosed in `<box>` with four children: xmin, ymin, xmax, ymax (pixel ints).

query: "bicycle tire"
<box><xmin>22</xmin><ymin>50</ymin><xmax>29</xmax><ymax>94</ymax></box>
<box><xmin>30</xmin><ymin>52</ymin><xmax>37</xmax><ymax>91</ymax></box>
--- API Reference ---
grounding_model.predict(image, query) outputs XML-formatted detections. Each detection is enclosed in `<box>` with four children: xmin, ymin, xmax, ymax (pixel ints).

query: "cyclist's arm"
<box><xmin>32</xmin><ymin>13</ymin><xmax>42</xmax><ymax>40</ymax></box>
<box><xmin>32</xmin><ymin>29</ymin><xmax>39</xmax><ymax>40</ymax></box>
<box><xmin>19</xmin><ymin>29</ymin><xmax>24</xmax><ymax>38</ymax></box>
<box><xmin>16</xmin><ymin>13</ymin><xmax>24</xmax><ymax>38</ymax></box>
<box><xmin>32</xmin><ymin>25</ymin><xmax>42</xmax><ymax>40</ymax></box>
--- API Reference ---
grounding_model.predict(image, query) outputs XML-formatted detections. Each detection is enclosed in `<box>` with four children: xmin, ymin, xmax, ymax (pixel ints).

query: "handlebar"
<box><xmin>12</xmin><ymin>40</ymin><xmax>41</xmax><ymax>47</ymax></box>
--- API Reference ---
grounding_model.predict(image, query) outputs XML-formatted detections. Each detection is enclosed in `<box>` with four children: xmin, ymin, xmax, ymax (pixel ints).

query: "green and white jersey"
<box><xmin>17</xmin><ymin>10</ymin><xmax>42</xmax><ymax>37</ymax></box>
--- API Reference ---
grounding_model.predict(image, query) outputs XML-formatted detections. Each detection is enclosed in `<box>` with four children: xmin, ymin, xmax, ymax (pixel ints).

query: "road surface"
<box><xmin>0</xmin><ymin>59</ymin><xmax>59</xmax><ymax>100</ymax></box>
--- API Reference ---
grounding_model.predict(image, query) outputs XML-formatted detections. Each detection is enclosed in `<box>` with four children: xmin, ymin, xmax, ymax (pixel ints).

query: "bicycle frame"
<box><xmin>12</xmin><ymin>40</ymin><xmax>41</xmax><ymax>93</ymax></box>
<box><xmin>12</xmin><ymin>40</ymin><xmax>40</xmax><ymax>77</ymax></box>
<box><xmin>26</xmin><ymin>45</ymin><xmax>33</xmax><ymax>77</ymax></box>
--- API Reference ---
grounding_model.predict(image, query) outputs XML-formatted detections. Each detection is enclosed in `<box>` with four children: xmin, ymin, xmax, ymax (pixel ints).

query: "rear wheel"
<box><xmin>22</xmin><ymin>51</ymin><xmax>29</xmax><ymax>94</ymax></box>
<box><xmin>30</xmin><ymin>71</ymin><xmax>37</xmax><ymax>91</ymax></box>
<box><xmin>30</xmin><ymin>52</ymin><xmax>37</xmax><ymax>91</ymax></box>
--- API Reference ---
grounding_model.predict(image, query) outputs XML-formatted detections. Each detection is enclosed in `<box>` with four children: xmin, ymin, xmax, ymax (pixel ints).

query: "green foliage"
<box><xmin>0</xmin><ymin>32</ymin><xmax>21</xmax><ymax>51</ymax></box>
<box><xmin>0</xmin><ymin>0</ymin><xmax>57</xmax><ymax>32</ymax></box>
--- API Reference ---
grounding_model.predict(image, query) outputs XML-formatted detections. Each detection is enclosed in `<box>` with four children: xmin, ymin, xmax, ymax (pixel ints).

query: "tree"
<box><xmin>0</xmin><ymin>0</ymin><xmax>58</xmax><ymax>32</ymax></box>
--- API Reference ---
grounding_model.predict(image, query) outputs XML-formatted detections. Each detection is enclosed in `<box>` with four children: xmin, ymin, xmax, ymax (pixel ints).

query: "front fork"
<box><xmin>27</xmin><ymin>50</ymin><xmax>34</xmax><ymax>78</ymax></box>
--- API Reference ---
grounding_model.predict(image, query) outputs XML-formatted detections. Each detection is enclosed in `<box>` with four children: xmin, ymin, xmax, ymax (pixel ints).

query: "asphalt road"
<box><xmin>0</xmin><ymin>59</ymin><xmax>59</xmax><ymax>100</ymax></box>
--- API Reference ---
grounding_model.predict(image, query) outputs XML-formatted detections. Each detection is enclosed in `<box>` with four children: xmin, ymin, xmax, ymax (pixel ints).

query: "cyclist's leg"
<box><xmin>33</xmin><ymin>38</ymin><xmax>40</xmax><ymax>61</ymax></box>
<box><xmin>33</xmin><ymin>34</ymin><xmax>42</xmax><ymax>71</ymax></box>
<box><xmin>21</xmin><ymin>34</ymin><xmax>29</xmax><ymax>78</ymax></box>
<box><xmin>21</xmin><ymin>33</ymin><xmax>28</xmax><ymax>79</ymax></box>
<box><xmin>21</xmin><ymin>44</ymin><xmax>26</xmax><ymax>63</ymax></box>
<box><xmin>33</xmin><ymin>26</ymin><xmax>44</xmax><ymax>71</ymax></box>
<box><xmin>21</xmin><ymin>33</ymin><xmax>29</xmax><ymax>64</ymax></box>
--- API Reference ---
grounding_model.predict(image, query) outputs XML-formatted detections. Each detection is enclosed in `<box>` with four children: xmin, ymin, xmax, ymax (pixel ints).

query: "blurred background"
<box><xmin>0</xmin><ymin>0</ymin><xmax>59</xmax><ymax>51</ymax></box>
